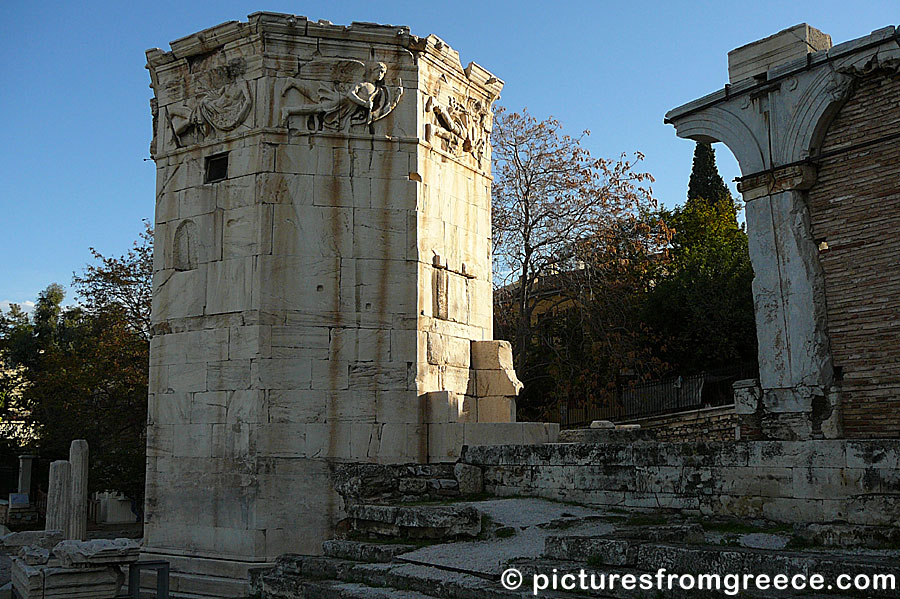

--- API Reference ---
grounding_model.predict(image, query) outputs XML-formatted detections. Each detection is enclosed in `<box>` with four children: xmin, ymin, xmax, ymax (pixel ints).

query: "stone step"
<box><xmin>510</xmin><ymin>557</ymin><xmax>870</xmax><ymax>599</ymax></box>
<box><xmin>538</xmin><ymin>539</ymin><xmax>900</xmax><ymax>598</ymax></box>
<box><xmin>254</xmin><ymin>549</ymin><xmax>889</xmax><ymax>599</ymax></box>
<box><xmin>136</xmin><ymin>569</ymin><xmax>248</xmax><ymax>598</ymax></box>
<box><xmin>266</xmin><ymin>579</ymin><xmax>444</xmax><ymax>599</ymax></box>
<box><xmin>346</xmin><ymin>504</ymin><xmax>482</xmax><ymax>540</ymax></box>
<box><xmin>252</xmin><ymin>555</ymin><xmax>524</xmax><ymax>599</ymax></box>
<box><xmin>636</xmin><ymin>543</ymin><xmax>899</xmax><ymax>597</ymax></box>
<box><xmin>136</xmin><ymin>592</ymin><xmax>212</xmax><ymax>599</ymax></box>
<box><xmin>322</xmin><ymin>540</ymin><xmax>417</xmax><ymax>563</ymax></box>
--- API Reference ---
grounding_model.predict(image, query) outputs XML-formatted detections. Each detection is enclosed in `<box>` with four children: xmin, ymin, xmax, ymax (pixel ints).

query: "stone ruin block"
<box><xmin>52</xmin><ymin>539</ymin><xmax>141</xmax><ymax>569</ymax></box>
<box><xmin>10</xmin><ymin>538</ymin><xmax>140</xmax><ymax>599</ymax></box>
<box><xmin>727</xmin><ymin>23</ymin><xmax>832</xmax><ymax>83</ymax></box>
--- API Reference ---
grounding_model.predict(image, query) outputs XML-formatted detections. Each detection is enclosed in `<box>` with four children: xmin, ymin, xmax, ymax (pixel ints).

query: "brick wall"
<box><xmin>617</xmin><ymin>405</ymin><xmax>738</xmax><ymax>442</ymax></box>
<box><xmin>807</xmin><ymin>70</ymin><xmax>900</xmax><ymax>438</ymax></box>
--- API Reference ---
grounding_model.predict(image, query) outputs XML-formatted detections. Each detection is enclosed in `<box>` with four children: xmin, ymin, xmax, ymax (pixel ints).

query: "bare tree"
<box><xmin>491</xmin><ymin>107</ymin><xmax>668</xmax><ymax>416</ymax></box>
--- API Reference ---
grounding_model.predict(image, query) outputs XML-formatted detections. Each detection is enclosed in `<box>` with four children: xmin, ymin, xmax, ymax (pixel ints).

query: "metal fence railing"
<box><xmin>550</xmin><ymin>364</ymin><xmax>757</xmax><ymax>429</ymax></box>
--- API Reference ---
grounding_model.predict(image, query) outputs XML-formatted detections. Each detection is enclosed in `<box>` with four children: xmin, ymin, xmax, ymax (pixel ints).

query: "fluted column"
<box><xmin>67</xmin><ymin>440</ymin><xmax>89</xmax><ymax>540</ymax></box>
<box><xmin>46</xmin><ymin>460</ymin><xmax>71</xmax><ymax>532</ymax></box>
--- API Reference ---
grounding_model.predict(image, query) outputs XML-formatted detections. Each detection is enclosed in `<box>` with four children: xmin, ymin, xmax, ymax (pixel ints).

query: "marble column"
<box><xmin>68</xmin><ymin>440</ymin><xmax>89</xmax><ymax>540</ymax></box>
<box><xmin>46</xmin><ymin>460</ymin><xmax>71</xmax><ymax>532</ymax></box>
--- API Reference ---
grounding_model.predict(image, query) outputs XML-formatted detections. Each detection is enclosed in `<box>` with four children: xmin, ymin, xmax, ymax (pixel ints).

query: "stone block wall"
<box><xmin>460</xmin><ymin>440</ymin><xmax>900</xmax><ymax>526</ymax></box>
<box><xmin>331</xmin><ymin>463</ymin><xmax>460</xmax><ymax>506</ymax></box>
<box><xmin>616</xmin><ymin>405</ymin><xmax>738</xmax><ymax>442</ymax></box>
<box><xmin>806</xmin><ymin>69</ymin><xmax>900</xmax><ymax>438</ymax></box>
<box><xmin>143</xmin><ymin>15</ymin><xmax>555</xmax><ymax>596</ymax></box>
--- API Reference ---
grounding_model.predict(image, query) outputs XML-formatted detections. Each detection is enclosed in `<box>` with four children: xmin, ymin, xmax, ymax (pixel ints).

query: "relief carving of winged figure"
<box><xmin>167</xmin><ymin>80</ymin><xmax>253</xmax><ymax>146</ymax></box>
<box><xmin>281</xmin><ymin>59</ymin><xmax>403</xmax><ymax>132</ymax></box>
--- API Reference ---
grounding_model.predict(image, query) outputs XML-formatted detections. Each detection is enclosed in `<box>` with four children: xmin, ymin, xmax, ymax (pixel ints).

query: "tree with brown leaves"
<box><xmin>491</xmin><ymin>107</ymin><xmax>670</xmax><ymax>419</ymax></box>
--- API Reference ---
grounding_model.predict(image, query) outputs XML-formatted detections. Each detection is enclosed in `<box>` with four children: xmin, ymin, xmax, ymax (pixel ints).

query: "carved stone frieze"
<box><xmin>167</xmin><ymin>80</ymin><xmax>252</xmax><ymax>147</ymax></box>
<box><xmin>425</xmin><ymin>92</ymin><xmax>490</xmax><ymax>166</ymax></box>
<box><xmin>281</xmin><ymin>59</ymin><xmax>403</xmax><ymax>133</ymax></box>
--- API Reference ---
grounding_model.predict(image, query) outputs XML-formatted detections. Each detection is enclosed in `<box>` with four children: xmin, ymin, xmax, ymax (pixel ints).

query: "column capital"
<box><xmin>738</xmin><ymin>164</ymin><xmax>817</xmax><ymax>201</ymax></box>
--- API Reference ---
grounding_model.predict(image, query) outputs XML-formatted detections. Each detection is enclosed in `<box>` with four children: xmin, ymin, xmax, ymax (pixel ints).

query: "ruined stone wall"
<box><xmin>618</xmin><ymin>405</ymin><xmax>738</xmax><ymax>442</ymax></box>
<box><xmin>413</xmin><ymin>42</ymin><xmax>495</xmax><ymax>397</ymax></box>
<box><xmin>145</xmin><ymin>19</ymin><xmax>425</xmax><ymax>568</ymax></box>
<box><xmin>460</xmin><ymin>440</ymin><xmax>900</xmax><ymax>527</ymax></box>
<box><xmin>142</xmin><ymin>15</ymin><xmax>559</xmax><ymax>597</ymax></box>
<box><xmin>807</xmin><ymin>69</ymin><xmax>900</xmax><ymax>439</ymax></box>
<box><xmin>331</xmin><ymin>463</ymin><xmax>460</xmax><ymax>506</ymax></box>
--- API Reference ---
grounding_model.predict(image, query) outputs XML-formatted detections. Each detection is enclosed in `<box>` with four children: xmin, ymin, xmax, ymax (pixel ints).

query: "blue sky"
<box><xmin>1</xmin><ymin>1</ymin><xmax>896</xmax><ymax>309</ymax></box>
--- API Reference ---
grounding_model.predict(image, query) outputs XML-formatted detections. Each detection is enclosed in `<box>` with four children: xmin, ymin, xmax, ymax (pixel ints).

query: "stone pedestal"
<box><xmin>11</xmin><ymin>538</ymin><xmax>140</xmax><ymax>599</ymax></box>
<box><xmin>143</xmin><ymin>13</ymin><xmax>554</xmax><ymax>596</ymax></box>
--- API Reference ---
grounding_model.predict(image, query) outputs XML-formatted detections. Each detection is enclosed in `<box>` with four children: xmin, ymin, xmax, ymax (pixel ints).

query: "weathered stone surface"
<box><xmin>461</xmin><ymin>439</ymin><xmax>900</xmax><ymax>526</ymax></box>
<box><xmin>347</xmin><ymin>504</ymin><xmax>481</xmax><ymax>539</ymax></box>
<box><xmin>143</xmin><ymin>14</ymin><xmax>551</xmax><ymax>597</ymax></box>
<box><xmin>474</xmin><ymin>369</ymin><xmax>522</xmax><ymax>398</ymax></box>
<box><xmin>333</xmin><ymin>463</ymin><xmax>461</xmax><ymax>506</ymax></box>
<box><xmin>0</xmin><ymin>531</ymin><xmax>63</xmax><ymax>552</ymax></box>
<box><xmin>16</xmin><ymin>547</ymin><xmax>49</xmax><ymax>567</ymax></box>
<box><xmin>558</xmin><ymin>427</ymin><xmax>656</xmax><ymax>443</ymax></box>
<box><xmin>727</xmin><ymin>23</ymin><xmax>831</xmax><ymax>83</ymax></box>
<box><xmin>11</xmin><ymin>559</ymin><xmax>123</xmax><ymax>599</ymax></box>
<box><xmin>470</xmin><ymin>340</ymin><xmax>513</xmax><ymax>371</ymax></box>
<box><xmin>474</xmin><ymin>396</ymin><xmax>515</xmax><ymax>423</ymax></box>
<box><xmin>453</xmin><ymin>463</ymin><xmax>483</xmax><ymax>496</ymax></box>
<box><xmin>45</xmin><ymin>461</ymin><xmax>70</xmax><ymax>534</ymax></box>
<box><xmin>17</xmin><ymin>456</ymin><xmax>34</xmax><ymax>497</ymax></box>
<box><xmin>668</xmin><ymin>24</ymin><xmax>900</xmax><ymax>440</ymax></box>
<box><xmin>67</xmin><ymin>440</ymin><xmax>89</xmax><ymax>541</ymax></box>
<box><xmin>253</xmin><ymin>511</ymin><xmax>900</xmax><ymax>599</ymax></box>
<box><xmin>322</xmin><ymin>540</ymin><xmax>415</xmax><ymax>563</ymax></box>
<box><xmin>544</xmin><ymin>535</ymin><xmax>633</xmax><ymax>566</ymax></box>
<box><xmin>51</xmin><ymin>538</ymin><xmax>140</xmax><ymax>568</ymax></box>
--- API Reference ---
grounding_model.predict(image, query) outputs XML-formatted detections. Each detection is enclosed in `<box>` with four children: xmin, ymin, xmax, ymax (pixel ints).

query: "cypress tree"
<box><xmin>687</xmin><ymin>142</ymin><xmax>733</xmax><ymax>208</ymax></box>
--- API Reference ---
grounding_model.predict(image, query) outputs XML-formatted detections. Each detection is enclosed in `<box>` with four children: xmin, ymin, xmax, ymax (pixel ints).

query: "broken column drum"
<box><xmin>143</xmin><ymin>12</ymin><xmax>555</xmax><ymax>591</ymax></box>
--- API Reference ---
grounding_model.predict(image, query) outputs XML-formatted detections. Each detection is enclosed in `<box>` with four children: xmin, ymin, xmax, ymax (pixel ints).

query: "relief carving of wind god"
<box><xmin>425</xmin><ymin>93</ymin><xmax>490</xmax><ymax>167</ymax></box>
<box><xmin>167</xmin><ymin>80</ymin><xmax>253</xmax><ymax>147</ymax></box>
<box><xmin>281</xmin><ymin>59</ymin><xmax>403</xmax><ymax>133</ymax></box>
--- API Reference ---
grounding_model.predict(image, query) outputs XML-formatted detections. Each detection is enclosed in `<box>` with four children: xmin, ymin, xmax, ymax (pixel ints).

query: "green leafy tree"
<box><xmin>643</xmin><ymin>143</ymin><xmax>756</xmax><ymax>374</ymax></box>
<box><xmin>0</xmin><ymin>225</ymin><xmax>151</xmax><ymax>505</ymax></box>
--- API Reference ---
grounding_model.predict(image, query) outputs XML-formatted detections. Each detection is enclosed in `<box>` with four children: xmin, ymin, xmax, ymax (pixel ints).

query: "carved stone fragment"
<box><xmin>281</xmin><ymin>59</ymin><xmax>403</xmax><ymax>132</ymax></box>
<box><xmin>51</xmin><ymin>538</ymin><xmax>141</xmax><ymax>568</ymax></box>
